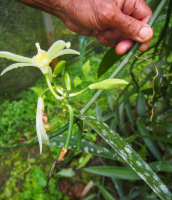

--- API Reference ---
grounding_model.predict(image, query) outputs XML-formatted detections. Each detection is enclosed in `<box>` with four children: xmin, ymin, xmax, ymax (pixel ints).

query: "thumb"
<box><xmin>99</xmin><ymin>7</ymin><xmax>153</xmax><ymax>43</ymax></box>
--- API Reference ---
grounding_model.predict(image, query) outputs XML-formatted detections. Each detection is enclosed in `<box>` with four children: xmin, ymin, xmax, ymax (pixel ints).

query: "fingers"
<box><xmin>94</xmin><ymin>31</ymin><xmax>116</xmax><ymax>47</ymax></box>
<box><xmin>122</xmin><ymin>0</ymin><xmax>153</xmax><ymax>23</ymax></box>
<box><xmin>65</xmin><ymin>20</ymin><xmax>94</xmax><ymax>36</ymax></box>
<box><xmin>98</xmin><ymin>7</ymin><xmax>153</xmax><ymax>44</ymax></box>
<box><xmin>115</xmin><ymin>38</ymin><xmax>151</xmax><ymax>55</ymax></box>
<box><xmin>115</xmin><ymin>39</ymin><xmax>135</xmax><ymax>55</ymax></box>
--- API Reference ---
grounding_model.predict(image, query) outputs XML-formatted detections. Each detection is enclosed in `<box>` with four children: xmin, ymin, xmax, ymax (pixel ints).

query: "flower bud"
<box><xmin>53</xmin><ymin>60</ymin><xmax>66</xmax><ymax>77</ymax></box>
<box><xmin>64</xmin><ymin>73</ymin><xmax>71</xmax><ymax>91</ymax></box>
<box><xmin>89</xmin><ymin>79</ymin><xmax>128</xmax><ymax>90</ymax></box>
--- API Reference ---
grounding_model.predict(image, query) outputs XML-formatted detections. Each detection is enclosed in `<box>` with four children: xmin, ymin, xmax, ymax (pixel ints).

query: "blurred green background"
<box><xmin>0</xmin><ymin>0</ymin><xmax>172</xmax><ymax>200</ymax></box>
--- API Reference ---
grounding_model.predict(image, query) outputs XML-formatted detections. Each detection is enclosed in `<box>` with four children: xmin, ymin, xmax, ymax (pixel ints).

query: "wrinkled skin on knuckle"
<box><xmin>118</xmin><ymin>15</ymin><xmax>138</xmax><ymax>36</ymax></box>
<box><xmin>96</xmin><ymin>4</ymin><xmax>117</xmax><ymax>30</ymax></box>
<box><xmin>62</xmin><ymin>0</ymin><xmax>97</xmax><ymax>29</ymax></box>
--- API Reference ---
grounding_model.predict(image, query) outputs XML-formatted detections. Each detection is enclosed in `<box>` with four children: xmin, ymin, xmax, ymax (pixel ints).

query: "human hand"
<box><xmin>17</xmin><ymin>0</ymin><xmax>153</xmax><ymax>55</ymax></box>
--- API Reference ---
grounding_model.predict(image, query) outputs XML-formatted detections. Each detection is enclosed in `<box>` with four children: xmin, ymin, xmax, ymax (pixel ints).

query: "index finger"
<box><xmin>121</xmin><ymin>0</ymin><xmax>153</xmax><ymax>23</ymax></box>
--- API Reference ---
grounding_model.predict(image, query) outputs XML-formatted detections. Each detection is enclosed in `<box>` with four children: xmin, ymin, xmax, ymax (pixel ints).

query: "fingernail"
<box><xmin>139</xmin><ymin>27</ymin><xmax>150</xmax><ymax>39</ymax></box>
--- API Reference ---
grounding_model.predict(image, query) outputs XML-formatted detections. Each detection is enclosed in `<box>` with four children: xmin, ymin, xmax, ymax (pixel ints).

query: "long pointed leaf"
<box><xmin>149</xmin><ymin>161</ymin><xmax>172</xmax><ymax>172</ymax></box>
<box><xmin>49</xmin><ymin>135</ymin><xmax>123</xmax><ymax>162</ymax></box>
<box><xmin>84</xmin><ymin>166</ymin><xmax>140</xmax><ymax>180</ymax></box>
<box><xmin>97</xmin><ymin>184</ymin><xmax>116</xmax><ymax>200</ymax></box>
<box><xmin>125</xmin><ymin>101</ymin><xmax>134</xmax><ymax>126</ymax></box>
<box><xmin>136</xmin><ymin>119</ymin><xmax>162</xmax><ymax>161</ymax></box>
<box><xmin>98</xmin><ymin>47</ymin><xmax>125</xmax><ymax>79</ymax></box>
<box><xmin>77</xmin><ymin>114</ymin><xmax>172</xmax><ymax>200</ymax></box>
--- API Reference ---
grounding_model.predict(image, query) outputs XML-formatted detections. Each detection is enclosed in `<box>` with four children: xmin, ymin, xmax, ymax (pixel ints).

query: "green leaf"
<box><xmin>82</xmin><ymin>60</ymin><xmax>91</xmax><ymax>76</ymax></box>
<box><xmin>118</xmin><ymin>99</ymin><xmax>128</xmax><ymax>136</ymax></box>
<box><xmin>98</xmin><ymin>47</ymin><xmax>125</xmax><ymax>79</ymax></box>
<box><xmin>29</xmin><ymin>86</ymin><xmax>44</xmax><ymax>97</ymax></box>
<box><xmin>119</xmin><ymin>100</ymin><xmax>125</xmax><ymax>124</ymax></box>
<box><xmin>97</xmin><ymin>184</ymin><xmax>116</xmax><ymax>200</ymax></box>
<box><xmin>101</xmin><ymin>112</ymin><xmax>115</xmax><ymax>122</ymax></box>
<box><xmin>136</xmin><ymin>92</ymin><xmax>146</xmax><ymax>117</ymax></box>
<box><xmin>57</xmin><ymin>168</ymin><xmax>75</xmax><ymax>177</ymax></box>
<box><xmin>125</xmin><ymin>101</ymin><xmax>134</xmax><ymax>126</ymax></box>
<box><xmin>111</xmin><ymin>178</ymin><xmax>124</xmax><ymax>198</ymax></box>
<box><xmin>76</xmin><ymin>154</ymin><xmax>92</xmax><ymax>170</ymax></box>
<box><xmin>160</xmin><ymin>122</ymin><xmax>172</xmax><ymax>134</ymax></box>
<box><xmin>96</xmin><ymin>103</ymin><xmax>102</xmax><ymax>120</ymax></box>
<box><xmin>84</xmin><ymin>166</ymin><xmax>140</xmax><ymax>180</ymax></box>
<box><xmin>136</xmin><ymin>119</ymin><xmax>162</xmax><ymax>161</ymax></box>
<box><xmin>149</xmin><ymin>161</ymin><xmax>172</xmax><ymax>172</ymax></box>
<box><xmin>37</xmin><ymin>176</ymin><xmax>46</xmax><ymax>186</ymax></box>
<box><xmin>85</xmin><ymin>161</ymin><xmax>172</xmax><ymax>179</ymax></box>
<box><xmin>83</xmin><ymin>194</ymin><xmax>97</xmax><ymax>200</ymax></box>
<box><xmin>73</xmin><ymin>76</ymin><xmax>82</xmax><ymax>87</ymax></box>
<box><xmin>89</xmin><ymin>79</ymin><xmax>128</xmax><ymax>90</ymax></box>
<box><xmin>76</xmin><ymin>114</ymin><xmax>172</xmax><ymax>200</ymax></box>
<box><xmin>141</xmin><ymin>135</ymin><xmax>172</xmax><ymax>143</ymax></box>
<box><xmin>110</xmin><ymin>118</ymin><xmax>118</xmax><ymax>130</ymax></box>
<box><xmin>49</xmin><ymin>135</ymin><xmax>123</xmax><ymax>162</ymax></box>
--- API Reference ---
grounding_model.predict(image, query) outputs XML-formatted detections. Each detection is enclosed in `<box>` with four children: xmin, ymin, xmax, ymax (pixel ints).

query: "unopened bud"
<box><xmin>89</xmin><ymin>79</ymin><xmax>128</xmax><ymax>90</ymax></box>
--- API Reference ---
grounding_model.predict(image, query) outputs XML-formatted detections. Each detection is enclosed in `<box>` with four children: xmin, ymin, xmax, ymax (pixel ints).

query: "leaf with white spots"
<box><xmin>76</xmin><ymin>114</ymin><xmax>172</xmax><ymax>200</ymax></box>
<box><xmin>49</xmin><ymin>135</ymin><xmax>123</xmax><ymax>162</ymax></box>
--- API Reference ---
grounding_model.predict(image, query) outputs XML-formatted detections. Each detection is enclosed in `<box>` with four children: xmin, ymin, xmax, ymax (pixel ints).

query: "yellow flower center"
<box><xmin>32</xmin><ymin>43</ymin><xmax>50</xmax><ymax>68</ymax></box>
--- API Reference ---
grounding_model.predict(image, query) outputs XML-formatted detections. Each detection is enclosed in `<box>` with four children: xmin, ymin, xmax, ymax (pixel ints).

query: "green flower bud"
<box><xmin>89</xmin><ymin>79</ymin><xmax>128</xmax><ymax>90</ymax></box>
<box><xmin>53</xmin><ymin>60</ymin><xmax>66</xmax><ymax>77</ymax></box>
<box><xmin>64</xmin><ymin>73</ymin><xmax>71</xmax><ymax>91</ymax></box>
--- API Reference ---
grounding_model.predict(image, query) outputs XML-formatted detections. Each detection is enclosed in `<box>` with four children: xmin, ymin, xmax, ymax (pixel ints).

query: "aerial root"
<box><xmin>45</xmin><ymin>148</ymin><xmax>67</xmax><ymax>192</ymax></box>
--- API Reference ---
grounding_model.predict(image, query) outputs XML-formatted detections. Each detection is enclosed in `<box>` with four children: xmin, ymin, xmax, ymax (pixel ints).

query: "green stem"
<box><xmin>76</xmin><ymin>120</ymin><xmax>83</xmax><ymax>152</ymax></box>
<box><xmin>80</xmin><ymin>0</ymin><xmax>168</xmax><ymax>114</ymax></box>
<box><xmin>45</xmin><ymin>74</ymin><xmax>63</xmax><ymax>99</ymax></box>
<box><xmin>69</xmin><ymin>87</ymin><xmax>89</xmax><ymax>97</ymax></box>
<box><xmin>40</xmin><ymin>88</ymin><xmax>50</xmax><ymax>97</ymax></box>
<box><xmin>53</xmin><ymin>77</ymin><xmax>63</xmax><ymax>95</ymax></box>
<box><xmin>64</xmin><ymin>104</ymin><xmax>74</xmax><ymax>149</ymax></box>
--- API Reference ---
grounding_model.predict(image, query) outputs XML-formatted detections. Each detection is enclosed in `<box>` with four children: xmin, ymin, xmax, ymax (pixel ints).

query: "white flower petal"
<box><xmin>38</xmin><ymin>110</ymin><xmax>50</xmax><ymax>145</ymax></box>
<box><xmin>52</xmin><ymin>49</ymin><xmax>80</xmax><ymax>60</ymax></box>
<box><xmin>66</xmin><ymin>42</ymin><xmax>71</xmax><ymax>48</ymax></box>
<box><xmin>47</xmin><ymin>40</ymin><xmax>68</xmax><ymax>61</ymax></box>
<box><xmin>0</xmin><ymin>51</ymin><xmax>32</xmax><ymax>63</ymax></box>
<box><xmin>41</xmin><ymin>128</ymin><xmax>50</xmax><ymax>145</ymax></box>
<box><xmin>36</xmin><ymin>97</ymin><xmax>50</xmax><ymax>154</ymax></box>
<box><xmin>38</xmin><ymin>97</ymin><xmax>44</xmax><ymax>110</ymax></box>
<box><xmin>1</xmin><ymin>63</ymin><xmax>36</xmax><ymax>76</ymax></box>
<box><xmin>36</xmin><ymin>101</ymin><xmax>43</xmax><ymax>154</ymax></box>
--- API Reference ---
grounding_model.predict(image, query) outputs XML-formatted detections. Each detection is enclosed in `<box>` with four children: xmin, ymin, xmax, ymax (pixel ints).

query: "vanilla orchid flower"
<box><xmin>0</xmin><ymin>40</ymin><xmax>80</xmax><ymax>76</ymax></box>
<box><xmin>36</xmin><ymin>97</ymin><xmax>50</xmax><ymax>154</ymax></box>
